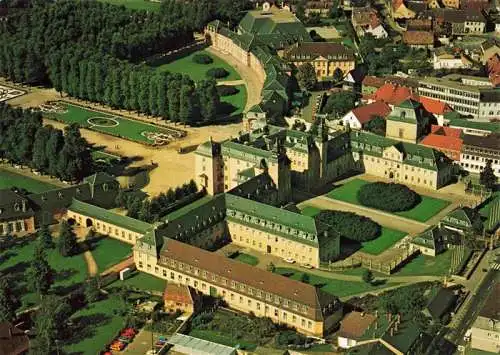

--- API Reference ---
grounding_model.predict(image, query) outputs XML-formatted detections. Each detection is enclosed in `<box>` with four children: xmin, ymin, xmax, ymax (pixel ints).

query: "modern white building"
<box><xmin>459</xmin><ymin>133</ymin><xmax>500</xmax><ymax>178</ymax></box>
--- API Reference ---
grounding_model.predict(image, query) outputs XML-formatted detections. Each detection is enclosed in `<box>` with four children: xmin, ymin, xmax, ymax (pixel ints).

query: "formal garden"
<box><xmin>327</xmin><ymin>179</ymin><xmax>451</xmax><ymax>222</ymax></box>
<box><xmin>44</xmin><ymin>102</ymin><xmax>184</xmax><ymax>145</ymax></box>
<box><xmin>153</xmin><ymin>50</ymin><xmax>241</xmax><ymax>83</ymax></box>
<box><xmin>0</xmin><ymin>168</ymin><xmax>58</xmax><ymax>193</ymax></box>
<box><xmin>301</xmin><ymin>206</ymin><xmax>407</xmax><ymax>256</ymax></box>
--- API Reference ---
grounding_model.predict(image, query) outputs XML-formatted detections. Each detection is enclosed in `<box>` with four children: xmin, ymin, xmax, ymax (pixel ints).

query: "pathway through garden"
<box><xmin>74</xmin><ymin>226</ymin><xmax>98</xmax><ymax>277</ymax></box>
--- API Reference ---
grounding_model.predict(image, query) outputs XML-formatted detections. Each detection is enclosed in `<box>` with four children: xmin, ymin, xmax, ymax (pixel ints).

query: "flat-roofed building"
<box><xmin>460</xmin><ymin>133</ymin><xmax>500</xmax><ymax>177</ymax></box>
<box><xmin>470</xmin><ymin>283</ymin><xmax>500</xmax><ymax>353</ymax></box>
<box><xmin>134</xmin><ymin>237</ymin><xmax>343</xmax><ymax>337</ymax></box>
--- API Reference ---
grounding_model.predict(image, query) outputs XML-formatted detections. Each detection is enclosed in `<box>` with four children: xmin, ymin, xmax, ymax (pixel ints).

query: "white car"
<box><xmin>301</xmin><ymin>263</ymin><xmax>313</xmax><ymax>269</ymax></box>
<box><xmin>284</xmin><ymin>258</ymin><xmax>296</xmax><ymax>264</ymax></box>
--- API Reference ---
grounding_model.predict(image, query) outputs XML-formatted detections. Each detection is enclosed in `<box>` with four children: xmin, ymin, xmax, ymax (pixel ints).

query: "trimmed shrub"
<box><xmin>316</xmin><ymin>210</ymin><xmax>381</xmax><ymax>242</ymax></box>
<box><xmin>192</xmin><ymin>53</ymin><xmax>213</xmax><ymax>64</ymax></box>
<box><xmin>275</xmin><ymin>330</ymin><xmax>307</xmax><ymax>347</ymax></box>
<box><xmin>216</xmin><ymin>85</ymin><xmax>239</xmax><ymax>96</ymax></box>
<box><xmin>206</xmin><ymin>67</ymin><xmax>229</xmax><ymax>79</ymax></box>
<box><xmin>357</xmin><ymin>182</ymin><xmax>420</xmax><ymax>212</ymax></box>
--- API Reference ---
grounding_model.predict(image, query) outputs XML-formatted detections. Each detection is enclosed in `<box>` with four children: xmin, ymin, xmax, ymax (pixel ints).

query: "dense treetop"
<box><xmin>358</xmin><ymin>182</ymin><xmax>420</xmax><ymax>212</ymax></box>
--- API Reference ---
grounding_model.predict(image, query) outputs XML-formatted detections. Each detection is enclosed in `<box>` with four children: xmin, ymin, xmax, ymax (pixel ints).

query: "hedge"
<box><xmin>206</xmin><ymin>67</ymin><xmax>229</xmax><ymax>79</ymax></box>
<box><xmin>357</xmin><ymin>182</ymin><xmax>420</xmax><ymax>212</ymax></box>
<box><xmin>192</xmin><ymin>53</ymin><xmax>213</xmax><ymax>64</ymax></box>
<box><xmin>316</xmin><ymin>210</ymin><xmax>381</xmax><ymax>242</ymax></box>
<box><xmin>216</xmin><ymin>85</ymin><xmax>239</xmax><ymax>96</ymax></box>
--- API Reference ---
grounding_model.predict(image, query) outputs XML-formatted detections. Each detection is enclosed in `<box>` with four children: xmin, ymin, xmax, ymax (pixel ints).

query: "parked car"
<box><xmin>284</xmin><ymin>258</ymin><xmax>296</xmax><ymax>264</ymax></box>
<box><xmin>301</xmin><ymin>263</ymin><xmax>313</xmax><ymax>269</ymax></box>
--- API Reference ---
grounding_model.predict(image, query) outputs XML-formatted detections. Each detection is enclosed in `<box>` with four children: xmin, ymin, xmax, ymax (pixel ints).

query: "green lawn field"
<box><xmin>218</xmin><ymin>84</ymin><xmax>247</xmax><ymax>118</ymax></box>
<box><xmin>394</xmin><ymin>250</ymin><xmax>452</xmax><ymax>276</ymax></box>
<box><xmin>109</xmin><ymin>271</ymin><xmax>166</xmax><ymax>292</ymax></box>
<box><xmin>299</xmin><ymin>205</ymin><xmax>407</xmax><ymax>255</ymax></box>
<box><xmin>153</xmin><ymin>50</ymin><xmax>241</xmax><ymax>82</ymax></box>
<box><xmin>274</xmin><ymin>267</ymin><xmax>396</xmax><ymax>298</ymax></box>
<box><xmin>327</xmin><ymin>179</ymin><xmax>451</xmax><ymax>222</ymax></box>
<box><xmin>0</xmin><ymin>169</ymin><xmax>58</xmax><ymax>193</ymax></box>
<box><xmin>98</xmin><ymin>0</ymin><xmax>161</xmax><ymax>11</ymax></box>
<box><xmin>46</xmin><ymin>102</ymin><xmax>175</xmax><ymax>144</ymax></box>
<box><xmin>90</xmin><ymin>237</ymin><xmax>132</xmax><ymax>272</ymax></box>
<box><xmin>231</xmin><ymin>252</ymin><xmax>259</xmax><ymax>266</ymax></box>
<box><xmin>0</xmin><ymin>239</ymin><xmax>88</xmax><ymax>310</ymax></box>
<box><xmin>359</xmin><ymin>228</ymin><xmax>407</xmax><ymax>255</ymax></box>
<box><xmin>63</xmin><ymin>296</ymin><xmax>126</xmax><ymax>355</ymax></box>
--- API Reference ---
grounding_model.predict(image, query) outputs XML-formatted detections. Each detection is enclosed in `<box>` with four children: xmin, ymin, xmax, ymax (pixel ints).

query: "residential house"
<box><xmin>419</xmin><ymin>97</ymin><xmax>454</xmax><ymax>124</ymax></box>
<box><xmin>440</xmin><ymin>207</ymin><xmax>480</xmax><ymax>234</ymax></box>
<box><xmin>432</xmin><ymin>47</ymin><xmax>473</xmax><ymax>69</ymax></box>
<box><xmin>352</xmin><ymin>7</ymin><xmax>388</xmax><ymax>39</ymax></box>
<box><xmin>0</xmin><ymin>322</ymin><xmax>29</xmax><ymax>355</ymax></box>
<box><xmin>341</xmin><ymin>101</ymin><xmax>392</xmax><ymax>129</ymax></box>
<box><xmin>410</xmin><ymin>226</ymin><xmax>446</xmax><ymax>256</ymax></box>
<box><xmin>283</xmin><ymin>42</ymin><xmax>356</xmax><ymax>81</ymax></box>
<box><xmin>403</xmin><ymin>31</ymin><xmax>435</xmax><ymax>49</ymax></box>
<box><xmin>421</xmin><ymin>125</ymin><xmax>463</xmax><ymax>161</ymax></box>
<box><xmin>407</xmin><ymin>18</ymin><xmax>433</xmax><ymax>30</ymax></box>
<box><xmin>460</xmin><ymin>133</ymin><xmax>500</xmax><ymax>178</ymax></box>
<box><xmin>337</xmin><ymin>311</ymin><xmax>378</xmax><ymax>348</ymax></box>
<box><xmin>441</xmin><ymin>9</ymin><xmax>486</xmax><ymax>34</ymax></box>
<box><xmin>163</xmin><ymin>283</ymin><xmax>201</xmax><ymax>314</ymax></box>
<box><xmin>0</xmin><ymin>190</ymin><xmax>35</xmax><ymax>236</ymax></box>
<box><xmin>391</xmin><ymin>0</ymin><xmax>417</xmax><ymax>19</ymax></box>
<box><xmin>372</xmin><ymin>83</ymin><xmax>417</xmax><ymax>107</ymax></box>
<box><xmin>470</xmin><ymin>283</ymin><xmax>500</xmax><ymax>353</ymax></box>
<box><xmin>303</xmin><ymin>0</ymin><xmax>336</xmax><ymax>17</ymax></box>
<box><xmin>425</xmin><ymin>287</ymin><xmax>458</xmax><ymax>321</ymax></box>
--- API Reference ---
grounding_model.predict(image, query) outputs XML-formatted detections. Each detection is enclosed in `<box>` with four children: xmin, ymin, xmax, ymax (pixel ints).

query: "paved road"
<box><xmin>300</xmin><ymin>195</ymin><xmax>429</xmax><ymax>235</ymax></box>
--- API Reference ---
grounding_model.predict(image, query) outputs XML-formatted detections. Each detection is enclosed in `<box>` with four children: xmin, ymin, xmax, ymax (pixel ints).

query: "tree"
<box><xmin>323</xmin><ymin>91</ymin><xmax>356</xmax><ymax>118</ymax></box>
<box><xmin>300</xmin><ymin>273</ymin><xmax>310</xmax><ymax>284</ymax></box>
<box><xmin>362</xmin><ymin>269</ymin><xmax>374</xmax><ymax>284</ymax></box>
<box><xmin>357</xmin><ymin>182</ymin><xmax>420</xmax><ymax>212</ymax></box>
<box><xmin>57</xmin><ymin>220</ymin><xmax>79</xmax><ymax>257</ymax></box>
<box><xmin>84</xmin><ymin>276</ymin><xmax>101</xmax><ymax>303</ymax></box>
<box><xmin>296</xmin><ymin>63</ymin><xmax>317</xmax><ymax>91</ymax></box>
<box><xmin>329</xmin><ymin>0</ymin><xmax>342</xmax><ymax>19</ymax></box>
<box><xmin>0</xmin><ymin>277</ymin><xmax>16</xmax><ymax>322</ymax></box>
<box><xmin>480</xmin><ymin>160</ymin><xmax>497</xmax><ymax>190</ymax></box>
<box><xmin>38</xmin><ymin>224</ymin><xmax>54</xmax><ymax>249</ymax></box>
<box><xmin>26</xmin><ymin>247</ymin><xmax>53</xmax><ymax>296</ymax></box>
<box><xmin>295</xmin><ymin>0</ymin><xmax>306</xmax><ymax>21</ymax></box>
<box><xmin>266</xmin><ymin>262</ymin><xmax>276</xmax><ymax>272</ymax></box>
<box><xmin>364</xmin><ymin>115</ymin><xmax>386</xmax><ymax>136</ymax></box>
<box><xmin>332</xmin><ymin>68</ymin><xmax>344</xmax><ymax>83</ymax></box>
<box><xmin>31</xmin><ymin>295</ymin><xmax>71</xmax><ymax>355</ymax></box>
<box><xmin>316</xmin><ymin>210</ymin><xmax>381</xmax><ymax>242</ymax></box>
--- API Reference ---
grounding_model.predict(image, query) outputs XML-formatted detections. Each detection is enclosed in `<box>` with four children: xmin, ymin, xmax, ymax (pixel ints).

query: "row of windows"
<box><xmin>0</xmin><ymin>221</ymin><xmax>24</xmax><ymax>234</ymax></box>
<box><xmin>234</xmin><ymin>234</ymin><xmax>313</xmax><ymax>262</ymax></box>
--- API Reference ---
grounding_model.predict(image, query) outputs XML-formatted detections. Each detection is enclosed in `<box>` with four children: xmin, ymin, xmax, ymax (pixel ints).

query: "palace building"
<box><xmin>134</xmin><ymin>236</ymin><xmax>343</xmax><ymax>337</ymax></box>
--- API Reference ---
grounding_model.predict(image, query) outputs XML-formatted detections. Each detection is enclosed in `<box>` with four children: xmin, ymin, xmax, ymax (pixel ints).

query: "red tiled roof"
<box><xmin>352</xmin><ymin>101</ymin><xmax>392</xmax><ymax>124</ymax></box>
<box><xmin>362</xmin><ymin>76</ymin><xmax>386</xmax><ymax>88</ymax></box>
<box><xmin>420</xmin><ymin>97</ymin><xmax>453</xmax><ymax>115</ymax></box>
<box><xmin>430</xmin><ymin>124</ymin><xmax>462</xmax><ymax>137</ymax></box>
<box><xmin>0</xmin><ymin>322</ymin><xmax>29</xmax><ymax>355</ymax></box>
<box><xmin>374</xmin><ymin>83</ymin><xmax>418</xmax><ymax>105</ymax></box>
<box><xmin>164</xmin><ymin>283</ymin><xmax>194</xmax><ymax>305</ymax></box>
<box><xmin>487</xmin><ymin>54</ymin><xmax>500</xmax><ymax>87</ymax></box>
<box><xmin>421</xmin><ymin>134</ymin><xmax>463</xmax><ymax>153</ymax></box>
<box><xmin>403</xmin><ymin>31</ymin><xmax>434</xmax><ymax>45</ymax></box>
<box><xmin>338</xmin><ymin>312</ymin><xmax>377</xmax><ymax>339</ymax></box>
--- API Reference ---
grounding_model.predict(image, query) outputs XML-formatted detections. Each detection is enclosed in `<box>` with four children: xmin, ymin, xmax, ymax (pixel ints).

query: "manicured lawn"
<box><xmin>189</xmin><ymin>329</ymin><xmax>258</xmax><ymax>351</ymax></box>
<box><xmin>0</xmin><ymin>239</ymin><xmax>88</xmax><ymax>310</ymax></box>
<box><xmin>300</xmin><ymin>206</ymin><xmax>406</xmax><ymax>254</ymax></box>
<box><xmin>46</xmin><ymin>102</ymin><xmax>177</xmax><ymax>144</ymax></box>
<box><xmin>360</xmin><ymin>228</ymin><xmax>407</xmax><ymax>255</ymax></box>
<box><xmin>63</xmin><ymin>296</ymin><xmax>126</xmax><ymax>355</ymax></box>
<box><xmin>274</xmin><ymin>267</ymin><xmax>396</xmax><ymax>298</ymax></box>
<box><xmin>153</xmin><ymin>50</ymin><xmax>241</xmax><ymax>82</ymax></box>
<box><xmin>90</xmin><ymin>237</ymin><xmax>132</xmax><ymax>272</ymax></box>
<box><xmin>111</xmin><ymin>271</ymin><xmax>166</xmax><ymax>292</ymax></box>
<box><xmin>231</xmin><ymin>252</ymin><xmax>259</xmax><ymax>266</ymax></box>
<box><xmin>394</xmin><ymin>250</ymin><xmax>452</xmax><ymax>276</ymax></box>
<box><xmin>218</xmin><ymin>84</ymin><xmax>247</xmax><ymax>118</ymax></box>
<box><xmin>0</xmin><ymin>169</ymin><xmax>58</xmax><ymax>193</ymax></box>
<box><xmin>327</xmin><ymin>179</ymin><xmax>451</xmax><ymax>222</ymax></box>
<box><xmin>98</xmin><ymin>0</ymin><xmax>161</xmax><ymax>11</ymax></box>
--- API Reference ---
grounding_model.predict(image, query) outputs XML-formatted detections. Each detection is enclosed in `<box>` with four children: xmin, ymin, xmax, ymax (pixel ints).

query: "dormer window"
<box><xmin>57</xmin><ymin>192</ymin><xmax>63</xmax><ymax>199</ymax></box>
<box><xmin>14</xmin><ymin>203</ymin><xmax>20</xmax><ymax>211</ymax></box>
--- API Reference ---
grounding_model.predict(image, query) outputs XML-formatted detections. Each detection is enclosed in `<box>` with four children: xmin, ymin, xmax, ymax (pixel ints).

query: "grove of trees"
<box><xmin>316</xmin><ymin>210</ymin><xmax>381</xmax><ymax>242</ymax></box>
<box><xmin>296</xmin><ymin>63</ymin><xmax>317</xmax><ymax>91</ymax></box>
<box><xmin>322</xmin><ymin>91</ymin><xmax>356</xmax><ymax>118</ymax></box>
<box><xmin>0</xmin><ymin>104</ymin><xmax>93</xmax><ymax>181</ymax></box>
<box><xmin>0</xmin><ymin>0</ymin><xmax>237</xmax><ymax>124</ymax></box>
<box><xmin>357</xmin><ymin>182</ymin><xmax>420</xmax><ymax>212</ymax></box>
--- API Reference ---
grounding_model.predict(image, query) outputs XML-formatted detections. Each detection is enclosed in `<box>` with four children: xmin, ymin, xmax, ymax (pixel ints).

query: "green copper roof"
<box><xmin>221</xmin><ymin>140</ymin><xmax>277</xmax><ymax>162</ymax></box>
<box><xmin>225</xmin><ymin>193</ymin><xmax>319</xmax><ymax>246</ymax></box>
<box><xmin>441</xmin><ymin>207</ymin><xmax>473</xmax><ymax>228</ymax></box>
<box><xmin>412</xmin><ymin>226</ymin><xmax>441</xmax><ymax>250</ymax></box>
<box><xmin>68</xmin><ymin>199</ymin><xmax>152</xmax><ymax>234</ymax></box>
